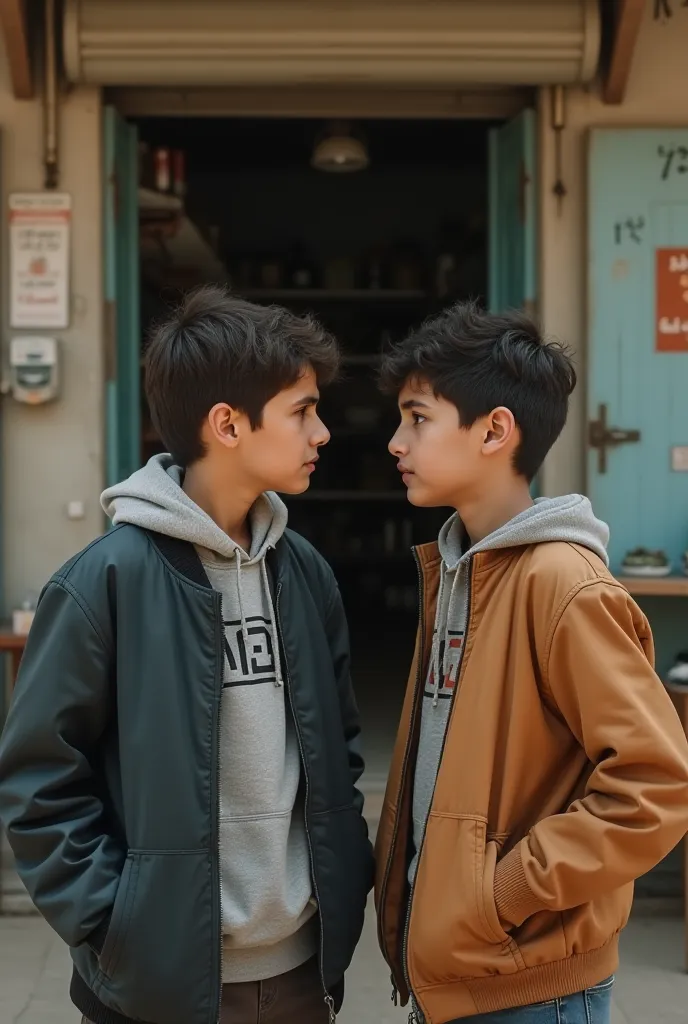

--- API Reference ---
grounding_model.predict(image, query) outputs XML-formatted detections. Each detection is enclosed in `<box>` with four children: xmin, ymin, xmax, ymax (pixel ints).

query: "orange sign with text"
<box><xmin>656</xmin><ymin>248</ymin><xmax>688</xmax><ymax>352</ymax></box>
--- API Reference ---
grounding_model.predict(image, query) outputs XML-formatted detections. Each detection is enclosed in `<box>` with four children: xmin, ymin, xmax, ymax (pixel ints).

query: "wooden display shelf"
<box><xmin>242</xmin><ymin>288</ymin><xmax>427</xmax><ymax>302</ymax></box>
<box><xmin>615</xmin><ymin>575</ymin><xmax>688</xmax><ymax>597</ymax></box>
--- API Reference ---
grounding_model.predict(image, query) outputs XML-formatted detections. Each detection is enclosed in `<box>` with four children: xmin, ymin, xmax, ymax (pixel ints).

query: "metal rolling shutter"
<box><xmin>63</xmin><ymin>0</ymin><xmax>601</xmax><ymax>88</ymax></box>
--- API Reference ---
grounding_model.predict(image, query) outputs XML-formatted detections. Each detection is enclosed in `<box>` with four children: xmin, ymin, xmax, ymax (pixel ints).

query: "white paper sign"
<box><xmin>9</xmin><ymin>193</ymin><xmax>71</xmax><ymax>329</ymax></box>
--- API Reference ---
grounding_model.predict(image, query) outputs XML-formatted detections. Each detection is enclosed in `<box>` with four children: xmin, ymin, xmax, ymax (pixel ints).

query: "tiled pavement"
<box><xmin>1</xmin><ymin>903</ymin><xmax>687</xmax><ymax>1024</ymax></box>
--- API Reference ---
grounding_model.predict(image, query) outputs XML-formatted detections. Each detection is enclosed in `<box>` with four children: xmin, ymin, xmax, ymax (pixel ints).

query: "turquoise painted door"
<box><xmin>488</xmin><ymin>109</ymin><xmax>538</xmax><ymax>493</ymax></box>
<box><xmin>588</xmin><ymin>129</ymin><xmax>688</xmax><ymax>572</ymax></box>
<box><xmin>103</xmin><ymin>106</ymin><xmax>140</xmax><ymax>487</ymax></box>
<box><xmin>488</xmin><ymin>109</ymin><xmax>537</xmax><ymax>314</ymax></box>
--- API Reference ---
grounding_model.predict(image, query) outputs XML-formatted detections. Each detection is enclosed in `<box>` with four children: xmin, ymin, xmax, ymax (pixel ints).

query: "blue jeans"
<box><xmin>452</xmin><ymin>976</ymin><xmax>614</xmax><ymax>1023</ymax></box>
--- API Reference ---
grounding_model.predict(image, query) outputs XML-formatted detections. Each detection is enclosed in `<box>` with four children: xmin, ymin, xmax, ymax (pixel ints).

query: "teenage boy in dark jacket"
<box><xmin>0</xmin><ymin>287</ymin><xmax>374</xmax><ymax>1024</ymax></box>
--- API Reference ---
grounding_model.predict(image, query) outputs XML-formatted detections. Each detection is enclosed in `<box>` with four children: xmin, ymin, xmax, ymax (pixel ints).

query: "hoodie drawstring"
<box><xmin>443</xmin><ymin>568</ymin><xmax>461</xmax><ymax>682</ymax></box>
<box><xmin>234</xmin><ymin>549</ymin><xmax>283</xmax><ymax>688</ymax></box>
<box><xmin>430</xmin><ymin>570</ymin><xmax>446</xmax><ymax>708</ymax></box>
<box><xmin>234</xmin><ymin>549</ymin><xmax>251</xmax><ymax>659</ymax></box>
<box><xmin>432</xmin><ymin>565</ymin><xmax>462</xmax><ymax>707</ymax></box>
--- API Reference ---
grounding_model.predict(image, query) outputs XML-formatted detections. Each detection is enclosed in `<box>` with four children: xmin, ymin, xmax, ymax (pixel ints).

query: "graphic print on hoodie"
<box><xmin>102</xmin><ymin>454</ymin><xmax>317</xmax><ymax>983</ymax></box>
<box><xmin>408</xmin><ymin>495</ymin><xmax>611</xmax><ymax>883</ymax></box>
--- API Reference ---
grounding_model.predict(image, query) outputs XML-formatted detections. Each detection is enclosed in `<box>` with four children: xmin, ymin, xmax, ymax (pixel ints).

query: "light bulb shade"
<box><xmin>311</xmin><ymin>133</ymin><xmax>369</xmax><ymax>173</ymax></box>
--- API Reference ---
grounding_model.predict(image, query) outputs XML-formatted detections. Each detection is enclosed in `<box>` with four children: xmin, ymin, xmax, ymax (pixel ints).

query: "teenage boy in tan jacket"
<box><xmin>375</xmin><ymin>303</ymin><xmax>688</xmax><ymax>1024</ymax></box>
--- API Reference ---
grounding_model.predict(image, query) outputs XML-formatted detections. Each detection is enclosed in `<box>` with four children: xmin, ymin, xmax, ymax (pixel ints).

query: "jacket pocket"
<box><xmin>99</xmin><ymin>852</ymin><xmax>139</xmax><ymax>978</ymax></box>
<box><xmin>481</xmin><ymin>840</ymin><xmax>512</xmax><ymax>944</ymax></box>
<box><xmin>96</xmin><ymin>850</ymin><xmax>215</xmax><ymax>1024</ymax></box>
<box><xmin>409</xmin><ymin>815</ymin><xmax>522</xmax><ymax>985</ymax></box>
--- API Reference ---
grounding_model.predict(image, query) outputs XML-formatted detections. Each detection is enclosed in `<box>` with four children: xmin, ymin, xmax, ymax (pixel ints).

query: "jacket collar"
<box><xmin>414</xmin><ymin>541</ymin><xmax>514</xmax><ymax>576</ymax></box>
<box><xmin>146</xmin><ymin>527</ymin><xmax>283</xmax><ymax>597</ymax></box>
<box><xmin>145</xmin><ymin>529</ymin><xmax>213</xmax><ymax>589</ymax></box>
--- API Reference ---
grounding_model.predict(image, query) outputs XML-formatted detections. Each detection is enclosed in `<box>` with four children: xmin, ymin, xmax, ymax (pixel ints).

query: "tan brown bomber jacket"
<box><xmin>375</xmin><ymin>540</ymin><xmax>688</xmax><ymax>1022</ymax></box>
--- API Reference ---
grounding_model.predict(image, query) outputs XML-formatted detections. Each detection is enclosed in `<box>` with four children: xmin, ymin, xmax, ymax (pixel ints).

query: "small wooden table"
<box><xmin>0</xmin><ymin>630</ymin><xmax>26</xmax><ymax>691</ymax></box>
<box><xmin>665</xmin><ymin>683</ymin><xmax>688</xmax><ymax>971</ymax></box>
<box><xmin>616</xmin><ymin>575</ymin><xmax>688</xmax><ymax>598</ymax></box>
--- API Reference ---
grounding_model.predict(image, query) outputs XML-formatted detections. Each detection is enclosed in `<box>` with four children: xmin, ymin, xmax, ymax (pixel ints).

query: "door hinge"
<box><xmin>589</xmin><ymin>403</ymin><xmax>640</xmax><ymax>474</ymax></box>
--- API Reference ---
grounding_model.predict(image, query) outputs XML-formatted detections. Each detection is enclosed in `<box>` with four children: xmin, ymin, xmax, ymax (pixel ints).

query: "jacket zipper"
<box><xmin>211</xmin><ymin>592</ymin><xmax>225</xmax><ymax>1024</ymax></box>
<box><xmin>276</xmin><ymin>582</ymin><xmax>336</xmax><ymax>1024</ymax></box>
<box><xmin>376</xmin><ymin>548</ymin><xmax>427</xmax><ymax>1000</ymax></box>
<box><xmin>401</xmin><ymin>557</ymin><xmax>474</xmax><ymax>1024</ymax></box>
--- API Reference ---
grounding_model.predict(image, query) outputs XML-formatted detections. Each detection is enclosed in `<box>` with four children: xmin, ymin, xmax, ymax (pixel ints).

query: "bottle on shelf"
<box><xmin>324</xmin><ymin>256</ymin><xmax>355</xmax><ymax>291</ymax></box>
<box><xmin>362</xmin><ymin>244</ymin><xmax>387</xmax><ymax>291</ymax></box>
<box><xmin>154</xmin><ymin>148</ymin><xmax>171</xmax><ymax>193</ymax></box>
<box><xmin>287</xmin><ymin>243</ymin><xmax>318</xmax><ymax>289</ymax></box>
<box><xmin>172</xmin><ymin>150</ymin><xmax>186</xmax><ymax>200</ymax></box>
<box><xmin>435</xmin><ymin>221</ymin><xmax>461</xmax><ymax>299</ymax></box>
<box><xmin>390</xmin><ymin>239</ymin><xmax>423</xmax><ymax>291</ymax></box>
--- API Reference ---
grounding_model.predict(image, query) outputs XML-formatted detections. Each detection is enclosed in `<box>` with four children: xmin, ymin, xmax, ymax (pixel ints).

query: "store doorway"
<box><xmin>105</xmin><ymin>112</ymin><xmax>536</xmax><ymax>788</ymax></box>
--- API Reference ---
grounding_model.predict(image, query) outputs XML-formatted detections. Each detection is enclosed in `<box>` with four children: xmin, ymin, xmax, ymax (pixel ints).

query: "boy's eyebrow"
<box><xmin>292</xmin><ymin>394</ymin><xmax>319</xmax><ymax>407</ymax></box>
<box><xmin>400</xmin><ymin>398</ymin><xmax>431</xmax><ymax>410</ymax></box>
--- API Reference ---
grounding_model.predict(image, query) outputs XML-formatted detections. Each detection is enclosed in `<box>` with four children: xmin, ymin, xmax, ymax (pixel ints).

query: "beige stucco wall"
<box><xmin>539</xmin><ymin>0</ymin><xmax>688</xmax><ymax>497</ymax></box>
<box><xmin>0</xmin><ymin>0</ymin><xmax>683</xmax><ymax>602</ymax></box>
<box><xmin>0</xmin><ymin>45</ymin><xmax>103</xmax><ymax>611</ymax></box>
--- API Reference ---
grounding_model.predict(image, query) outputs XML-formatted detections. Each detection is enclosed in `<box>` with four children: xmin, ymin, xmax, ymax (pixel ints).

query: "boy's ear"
<box><xmin>482</xmin><ymin>406</ymin><xmax>518</xmax><ymax>457</ymax></box>
<box><xmin>206</xmin><ymin>402</ymin><xmax>242</xmax><ymax>450</ymax></box>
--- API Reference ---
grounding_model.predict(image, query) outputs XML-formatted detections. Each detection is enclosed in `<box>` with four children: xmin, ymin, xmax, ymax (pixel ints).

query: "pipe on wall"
<box><xmin>43</xmin><ymin>0</ymin><xmax>59</xmax><ymax>188</ymax></box>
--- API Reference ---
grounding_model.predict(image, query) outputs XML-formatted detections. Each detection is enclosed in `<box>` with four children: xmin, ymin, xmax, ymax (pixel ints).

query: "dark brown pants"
<box><xmin>81</xmin><ymin>957</ymin><xmax>330</xmax><ymax>1024</ymax></box>
<box><xmin>220</xmin><ymin>958</ymin><xmax>330</xmax><ymax>1023</ymax></box>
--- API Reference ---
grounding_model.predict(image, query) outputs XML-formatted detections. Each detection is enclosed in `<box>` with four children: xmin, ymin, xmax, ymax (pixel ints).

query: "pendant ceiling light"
<box><xmin>311</xmin><ymin>121</ymin><xmax>369</xmax><ymax>173</ymax></box>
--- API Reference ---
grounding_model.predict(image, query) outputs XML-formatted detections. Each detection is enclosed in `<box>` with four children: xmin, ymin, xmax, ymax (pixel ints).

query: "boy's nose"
<box><xmin>388</xmin><ymin>430</ymin><xmax>406</xmax><ymax>457</ymax></box>
<box><xmin>313</xmin><ymin>418</ymin><xmax>330</xmax><ymax>447</ymax></box>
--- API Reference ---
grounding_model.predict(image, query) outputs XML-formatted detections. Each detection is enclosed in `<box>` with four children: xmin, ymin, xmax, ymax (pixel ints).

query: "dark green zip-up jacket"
<box><xmin>0</xmin><ymin>524</ymin><xmax>374</xmax><ymax>1024</ymax></box>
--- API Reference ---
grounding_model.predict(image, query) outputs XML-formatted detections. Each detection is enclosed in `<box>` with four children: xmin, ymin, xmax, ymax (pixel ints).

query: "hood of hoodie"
<box><xmin>101</xmin><ymin>453</ymin><xmax>288</xmax><ymax>564</ymax></box>
<box><xmin>437</xmin><ymin>494</ymin><xmax>609</xmax><ymax>571</ymax></box>
<box><xmin>429</xmin><ymin>494</ymin><xmax>609</xmax><ymax>705</ymax></box>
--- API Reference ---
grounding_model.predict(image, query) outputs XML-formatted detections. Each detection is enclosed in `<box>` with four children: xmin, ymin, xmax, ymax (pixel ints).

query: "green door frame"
<box><xmin>488</xmin><ymin>108</ymin><xmax>539</xmax><ymax>495</ymax></box>
<box><xmin>103</xmin><ymin>106</ymin><xmax>141</xmax><ymax>488</ymax></box>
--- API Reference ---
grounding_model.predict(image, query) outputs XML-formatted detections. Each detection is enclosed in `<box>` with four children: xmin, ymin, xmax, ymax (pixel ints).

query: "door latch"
<box><xmin>589</xmin><ymin>403</ymin><xmax>641</xmax><ymax>474</ymax></box>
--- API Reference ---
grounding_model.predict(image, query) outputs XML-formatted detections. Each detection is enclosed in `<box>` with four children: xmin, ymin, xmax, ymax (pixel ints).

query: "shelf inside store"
<box><xmin>138</xmin><ymin>187</ymin><xmax>183</xmax><ymax>219</ymax></box>
<box><xmin>287</xmin><ymin>489</ymin><xmax>406</xmax><ymax>502</ymax></box>
<box><xmin>325</xmin><ymin>551</ymin><xmax>411</xmax><ymax>564</ymax></box>
<box><xmin>341</xmin><ymin>354</ymin><xmax>382</xmax><ymax>366</ymax></box>
<box><xmin>241</xmin><ymin>288</ymin><xmax>427</xmax><ymax>302</ymax></box>
<box><xmin>139</xmin><ymin>192</ymin><xmax>226</xmax><ymax>283</ymax></box>
<box><xmin>330</xmin><ymin>426</ymin><xmax>392</xmax><ymax>439</ymax></box>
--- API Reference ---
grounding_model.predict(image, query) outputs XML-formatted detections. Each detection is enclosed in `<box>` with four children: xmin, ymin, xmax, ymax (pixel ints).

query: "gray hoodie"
<box><xmin>101</xmin><ymin>455</ymin><xmax>317</xmax><ymax>984</ymax></box>
<box><xmin>409</xmin><ymin>495</ymin><xmax>610</xmax><ymax>883</ymax></box>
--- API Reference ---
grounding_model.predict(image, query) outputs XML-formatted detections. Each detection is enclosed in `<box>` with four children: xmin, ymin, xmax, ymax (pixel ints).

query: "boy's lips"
<box><xmin>305</xmin><ymin>456</ymin><xmax>319</xmax><ymax>473</ymax></box>
<box><xmin>397</xmin><ymin>463</ymin><xmax>414</xmax><ymax>482</ymax></box>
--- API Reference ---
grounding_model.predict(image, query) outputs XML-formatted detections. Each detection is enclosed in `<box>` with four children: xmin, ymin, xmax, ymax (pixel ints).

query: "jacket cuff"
<box><xmin>493</xmin><ymin>844</ymin><xmax>547</xmax><ymax>928</ymax></box>
<box><xmin>86</xmin><ymin>916</ymin><xmax>111</xmax><ymax>956</ymax></box>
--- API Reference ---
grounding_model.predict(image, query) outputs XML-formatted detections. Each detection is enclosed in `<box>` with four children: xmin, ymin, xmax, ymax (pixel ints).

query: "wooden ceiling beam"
<box><xmin>0</xmin><ymin>0</ymin><xmax>33</xmax><ymax>99</ymax></box>
<box><xmin>603</xmin><ymin>0</ymin><xmax>646</xmax><ymax>105</ymax></box>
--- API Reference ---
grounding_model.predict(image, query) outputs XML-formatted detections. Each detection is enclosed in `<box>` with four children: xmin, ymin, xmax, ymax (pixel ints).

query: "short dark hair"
<box><xmin>379</xmin><ymin>301</ymin><xmax>576</xmax><ymax>481</ymax></box>
<box><xmin>144</xmin><ymin>286</ymin><xmax>339</xmax><ymax>466</ymax></box>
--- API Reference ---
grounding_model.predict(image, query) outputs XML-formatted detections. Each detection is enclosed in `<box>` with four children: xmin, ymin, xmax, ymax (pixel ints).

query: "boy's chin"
<box><xmin>275</xmin><ymin>476</ymin><xmax>313</xmax><ymax>496</ymax></box>
<box><xmin>405</xmin><ymin>485</ymin><xmax>444</xmax><ymax>508</ymax></box>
